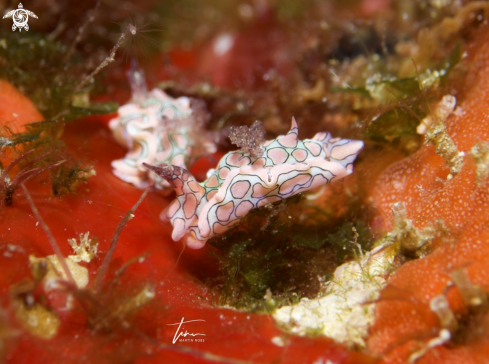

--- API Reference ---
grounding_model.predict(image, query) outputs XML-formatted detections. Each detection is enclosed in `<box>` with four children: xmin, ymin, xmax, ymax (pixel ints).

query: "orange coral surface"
<box><xmin>0</xmin><ymin>79</ymin><xmax>43</xmax><ymax>133</ymax></box>
<box><xmin>368</xmin><ymin>29</ymin><xmax>489</xmax><ymax>363</ymax></box>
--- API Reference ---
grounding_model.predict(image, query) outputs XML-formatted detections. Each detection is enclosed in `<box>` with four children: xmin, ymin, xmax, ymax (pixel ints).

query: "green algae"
<box><xmin>365</xmin><ymin>102</ymin><xmax>423</xmax><ymax>143</ymax></box>
<box><xmin>0</xmin><ymin>31</ymin><xmax>116</xmax><ymax>121</ymax></box>
<box><xmin>207</xmin><ymin>195</ymin><xmax>374</xmax><ymax>313</ymax></box>
<box><xmin>0</xmin><ymin>28</ymin><xmax>120</xmax><ymax>203</ymax></box>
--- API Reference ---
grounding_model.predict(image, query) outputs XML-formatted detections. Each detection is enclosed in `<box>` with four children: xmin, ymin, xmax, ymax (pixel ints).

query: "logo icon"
<box><xmin>167</xmin><ymin>318</ymin><xmax>206</xmax><ymax>344</ymax></box>
<box><xmin>3</xmin><ymin>3</ymin><xmax>38</xmax><ymax>32</ymax></box>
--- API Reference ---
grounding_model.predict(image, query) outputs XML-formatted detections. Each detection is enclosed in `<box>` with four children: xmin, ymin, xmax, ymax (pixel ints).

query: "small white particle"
<box><xmin>213</xmin><ymin>34</ymin><xmax>234</xmax><ymax>56</ymax></box>
<box><xmin>271</xmin><ymin>336</ymin><xmax>285</xmax><ymax>347</ymax></box>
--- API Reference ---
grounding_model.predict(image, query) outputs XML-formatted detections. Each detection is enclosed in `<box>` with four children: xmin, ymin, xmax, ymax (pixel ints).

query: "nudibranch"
<box><xmin>109</xmin><ymin>67</ymin><xmax>215</xmax><ymax>189</ymax></box>
<box><xmin>144</xmin><ymin>118</ymin><xmax>364</xmax><ymax>249</ymax></box>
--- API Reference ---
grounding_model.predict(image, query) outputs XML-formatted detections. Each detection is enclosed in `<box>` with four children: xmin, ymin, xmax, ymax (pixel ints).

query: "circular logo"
<box><xmin>13</xmin><ymin>9</ymin><xmax>28</xmax><ymax>28</ymax></box>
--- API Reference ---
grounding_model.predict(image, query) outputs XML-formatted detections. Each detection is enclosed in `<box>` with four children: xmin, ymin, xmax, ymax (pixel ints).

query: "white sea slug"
<box><xmin>144</xmin><ymin>118</ymin><xmax>364</xmax><ymax>249</ymax></box>
<box><xmin>109</xmin><ymin>67</ymin><xmax>214</xmax><ymax>189</ymax></box>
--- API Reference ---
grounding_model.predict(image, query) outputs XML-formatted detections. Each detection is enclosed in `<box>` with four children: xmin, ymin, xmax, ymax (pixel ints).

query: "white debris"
<box><xmin>213</xmin><ymin>33</ymin><xmax>234</xmax><ymax>56</ymax></box>
<box><xmin>408</xmin><ymin>329</ymin><xmax>451</xmax><ymax>363</ymax></box>
<box><xmin>417</xmin><ymin>94</ymin><xmax>457</xmax><ymax>135</ymax></box>
<box><xmin>29</xmin><ymin>254</ymin><xmax>90</xmax><ymax>311</ymax></box>
<box><xmin>68</xmin><ymin>232</ymin><xmax>98</xmax><ymax>263</ymax></box>
<box><xmin>271</xmin><ymin>336</ymin><xmax>285</xmax><ymax>347</ymax></box>
<box><xmin>29</xmin><ymin>255</ymin><xmax>89</xmax><ymax>290</ymax></box>
<box><xmin>273</xmin><ymin>243</ymin><xmax>395</xmax><ymax>348</ymax></box>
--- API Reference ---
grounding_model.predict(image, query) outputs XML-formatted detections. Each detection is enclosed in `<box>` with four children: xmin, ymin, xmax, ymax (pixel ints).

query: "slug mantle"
<box><xmin>109</xmin><ymin>67</ymin><xmax>214</xmax><ymax>189</ymax></box>
<box><xmin>145</xmin><ymin>118</ymin><xmax>364</xmax><ymax>249</ymax></box>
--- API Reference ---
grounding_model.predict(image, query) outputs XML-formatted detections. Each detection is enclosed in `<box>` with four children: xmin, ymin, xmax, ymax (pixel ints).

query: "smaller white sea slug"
<box><xmin>144</xmin><ymin>118</ymin><xmax>364</xmax><ymax>249</ymax></box>
<box><xmin>109</xmin><ymin>66</ymin><xmax>215</xmax><ymax>189</ymax></box>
